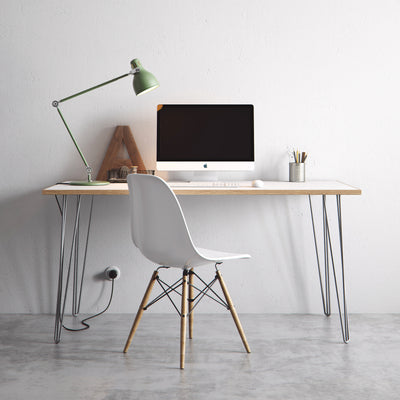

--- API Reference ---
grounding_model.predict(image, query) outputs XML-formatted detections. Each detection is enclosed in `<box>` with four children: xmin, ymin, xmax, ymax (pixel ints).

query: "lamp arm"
<box><xmin>52</xmin><ymin>70</ymin><xmax>137</xmax><ymax>182</ymax></box>
<box><xmin>55</xmin><ymin>71</ymin><xmax>134</xmax><ymax>105</ymax></box>
<box><xmin>55</xmin><ymin>106</ymin><xmax>90</xmax><ymax>169</ymax></box>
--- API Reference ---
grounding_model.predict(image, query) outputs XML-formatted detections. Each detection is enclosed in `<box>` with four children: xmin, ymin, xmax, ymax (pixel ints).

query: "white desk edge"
<box><xmin>42</xmin><ymin>180</ymin><xmax>362</xmax><ymax>196</ymax></box>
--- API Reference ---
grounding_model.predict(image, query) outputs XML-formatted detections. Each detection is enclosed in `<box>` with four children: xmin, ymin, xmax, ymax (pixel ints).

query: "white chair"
<box><xmin>123</xmin><ymin>174</ymin><xmax>251</xmax><ymax>369</ymax></box>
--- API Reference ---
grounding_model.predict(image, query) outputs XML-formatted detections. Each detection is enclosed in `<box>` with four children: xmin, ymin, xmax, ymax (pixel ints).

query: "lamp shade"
<box><xmin>131</xmin><ymin>58</ymin><xmax>160</xmax><ymax>96</ymax></box>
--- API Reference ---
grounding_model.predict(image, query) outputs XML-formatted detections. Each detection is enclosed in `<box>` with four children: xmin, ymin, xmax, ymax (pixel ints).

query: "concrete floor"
<box><xmin>1</xmin><ymin>313</ymin><xmax>400</xmax><ymax>400</ymax></box>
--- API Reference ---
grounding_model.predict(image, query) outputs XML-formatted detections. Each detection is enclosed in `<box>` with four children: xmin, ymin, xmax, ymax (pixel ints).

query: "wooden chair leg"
<box><xmin>180</xmin><ymin>269</ymin><xmax>188</xmax><ymax>369</ymax></box>
<box><xmin>216</xmin><ymin>270</ymin><xmax>251</xmax><ymax>353</ymax></box>
<box><xmin>188</xmin><ymin>268</ymin><xmax>194</xmax><ymax>339</ymax></box>
<box><xmin>123</xmin><ymin>270</ymin><xmax>158</xmax><ymax>353</ymax></box>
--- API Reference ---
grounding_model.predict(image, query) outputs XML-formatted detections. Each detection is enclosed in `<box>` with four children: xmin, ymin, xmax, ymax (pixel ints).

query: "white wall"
<box><xmin>1</xmin><ymin>0</ymin><xmax>399</xmax><ymax>314</ymax></box>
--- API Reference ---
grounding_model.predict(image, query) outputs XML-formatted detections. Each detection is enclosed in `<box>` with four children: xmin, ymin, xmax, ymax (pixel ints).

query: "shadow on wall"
<box><xmin>180</xmin><ymin>194</ymin><xmax>317</xmax><ymax>313</ymax></box>
<box><xmin>0</xmin><ymin>191</ymin><xmax>59</xmax><ymax>313</ymax></box>
<box><xmin>0</xmin><ymin>191</ymin><xmax>126</xmax><ymax>315</ymax></box>
<box><xmin>253</xmin><ymin>194</ymin><xmax>314</xmax><ymax>312</ymax></box>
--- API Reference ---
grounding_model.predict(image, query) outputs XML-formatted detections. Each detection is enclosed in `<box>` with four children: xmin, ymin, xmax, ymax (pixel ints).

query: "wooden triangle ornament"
<box><xmin>96</xmin><ymin>126</ymin><xmax>147</xmax><ymax>181</ymax></box>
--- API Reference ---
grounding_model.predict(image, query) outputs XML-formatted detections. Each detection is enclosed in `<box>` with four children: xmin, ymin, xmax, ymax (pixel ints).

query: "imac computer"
<box><xmin>156</xmin><ymin>104</ymin><xmax>254</xmax><ymax>173</ymax></box>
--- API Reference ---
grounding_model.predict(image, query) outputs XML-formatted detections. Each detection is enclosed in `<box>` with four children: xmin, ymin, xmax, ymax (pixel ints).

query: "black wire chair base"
<box><xmin>143</xmin><ymin>266</ymin><xmax>229</xmax><ymax>317</ymax></box>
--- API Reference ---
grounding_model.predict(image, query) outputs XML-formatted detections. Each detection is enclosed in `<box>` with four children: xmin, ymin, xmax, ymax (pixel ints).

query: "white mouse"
<box><xmin>252</xmin><ymin>180</ymin><xmax>264</xmax><ymax>188</ymax></box>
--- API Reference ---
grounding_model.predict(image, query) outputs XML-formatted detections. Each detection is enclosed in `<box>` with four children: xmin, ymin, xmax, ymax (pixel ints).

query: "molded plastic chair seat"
<box><xmin>195</xmin><ymin>247</ymin><xmax>250</xmax><ymax>264</ymax></box>
<box><xmin>123</xmin><ymin>174</ymin><xmax>251</xmax><ymax>369</ymax></box>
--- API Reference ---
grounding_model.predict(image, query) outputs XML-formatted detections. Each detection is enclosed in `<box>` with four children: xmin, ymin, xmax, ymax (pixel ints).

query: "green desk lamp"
<box><xmin>52</xmin><ymin>58</ymin><xmax>159</xmax><ymax>186</ymax></box>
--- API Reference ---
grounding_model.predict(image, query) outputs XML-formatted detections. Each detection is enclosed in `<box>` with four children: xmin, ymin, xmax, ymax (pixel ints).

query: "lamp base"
<box><xmin>68</xmin><ymin>180</ymin><xmax>110</xmax><ymax>186</ymax></box>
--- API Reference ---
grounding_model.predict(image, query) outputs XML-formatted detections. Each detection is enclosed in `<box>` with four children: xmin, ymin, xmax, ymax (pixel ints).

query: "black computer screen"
<box><xmin>157</xmin><ymin>104</ymin><xmax>254</xmax><ymax>162</ymax></box>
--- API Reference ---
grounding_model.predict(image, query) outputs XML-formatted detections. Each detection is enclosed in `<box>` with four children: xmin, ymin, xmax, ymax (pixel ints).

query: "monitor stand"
<box><xmin>167</xmin><ymin>171</ymin><xmax>219</xmax><ymax>182</ymax></box>
<box><xmin>191</xmin><ymin>171</ymin><xmax>219</xmax><ymax>182</ymax></box>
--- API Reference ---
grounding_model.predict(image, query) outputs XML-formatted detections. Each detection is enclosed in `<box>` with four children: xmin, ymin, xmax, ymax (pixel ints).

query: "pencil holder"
<box><xmin>289</xmin><ymin>162</ymin><xmax>305</xmax><ymax>182</ymax></box>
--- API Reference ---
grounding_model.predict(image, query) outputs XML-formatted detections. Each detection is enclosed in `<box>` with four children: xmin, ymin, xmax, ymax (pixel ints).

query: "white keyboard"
<box><xmin>168</xmin><ymin>181</ymin><xmax>243</xmax><ymax>188</ymax></box>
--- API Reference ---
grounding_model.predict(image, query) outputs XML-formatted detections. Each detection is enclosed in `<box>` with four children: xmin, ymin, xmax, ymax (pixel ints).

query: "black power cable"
<box><xmin>62</xmin><ymin>278</ymin><xmax>115</xmax><ymax>332</ymax></box>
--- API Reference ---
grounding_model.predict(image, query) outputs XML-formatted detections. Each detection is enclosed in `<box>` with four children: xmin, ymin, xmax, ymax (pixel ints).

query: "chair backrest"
<box><xmin>127</xmin><ymin>174</ymin><xmax>198</xmax><ymax>268</ymax></box>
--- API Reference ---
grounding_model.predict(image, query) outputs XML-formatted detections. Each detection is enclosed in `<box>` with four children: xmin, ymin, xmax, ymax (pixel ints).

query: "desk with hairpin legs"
<box><xmin>42</xmin><ymin>180</ymin><xmax>361</xmax><ymax>344</ymax></box>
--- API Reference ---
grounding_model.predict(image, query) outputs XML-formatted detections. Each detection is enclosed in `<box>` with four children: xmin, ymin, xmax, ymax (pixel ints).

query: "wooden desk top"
<box><xmin>42</xmin><ymin>181</ymin><xmax>361</xmax><ymax>196</ymax></box>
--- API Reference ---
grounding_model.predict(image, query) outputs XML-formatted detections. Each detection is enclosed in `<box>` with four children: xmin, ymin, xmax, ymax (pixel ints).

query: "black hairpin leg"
<box><xmin>309</xmin><ymin>194</ymin><xmax>349</xmax><ymax>343</ymax></box>
<box><xmin>53</xmin><ymin>194</ymin><xmax>94</xmax><ymax>343</ymax></box>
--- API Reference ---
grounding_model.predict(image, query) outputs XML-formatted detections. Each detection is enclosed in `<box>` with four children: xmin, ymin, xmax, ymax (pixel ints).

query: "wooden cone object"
<box><xmin>96</xmin><ymin>126</ymin><xmax>147</xmax><ymax>181</ymax></box>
